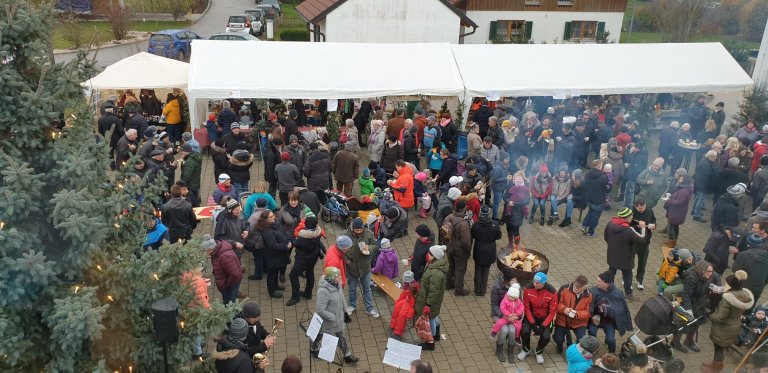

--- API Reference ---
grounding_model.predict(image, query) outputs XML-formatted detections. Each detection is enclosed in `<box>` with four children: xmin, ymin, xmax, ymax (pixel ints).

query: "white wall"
<box><xmin>323</xmin><ymin>0</ymin><xmax>461</xmax><ymax>43</ymax></box>
<box><xmin>753</xmin><ymin>18</ymin><xmax>768</xmax><ymax>85</ymax></box>
<box><xmin>464</xmin><ymin>11</ymin><xmax>624</xmax><ymax>45</ymax></box>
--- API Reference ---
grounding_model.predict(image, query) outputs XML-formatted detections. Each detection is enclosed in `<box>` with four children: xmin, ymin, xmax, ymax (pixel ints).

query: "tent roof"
<box><xmin>82</xmin><ymin>52</ymin><xmax>189</xmax><ymax>90</ymax></box>
<box><xmin>451</xmin><ymin>43</ymin><xmax>754</xmax><ymax>97</ymax></box>
<box><xmin>186</xmin><ymin>40</ymin><xmax>466</xmax><ymax>99</ymax></box>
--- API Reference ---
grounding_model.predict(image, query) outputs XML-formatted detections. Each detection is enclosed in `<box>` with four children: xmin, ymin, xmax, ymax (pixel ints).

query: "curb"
<box><xmin>193</xmin><ymin>0</ymin><xmax>212</xmax><ymax>25</ymax></box>
<box><xmin>53</xmin><ymin>36</ymin><xmax>151</xmax><ymax>55</ymax></box>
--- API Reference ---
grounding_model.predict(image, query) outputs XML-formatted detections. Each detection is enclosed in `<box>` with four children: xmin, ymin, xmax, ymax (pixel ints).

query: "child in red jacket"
<box><xmin>389</xmin><ymin>271</ymin><xmax>419</xmax><ymax>340</ymax></box>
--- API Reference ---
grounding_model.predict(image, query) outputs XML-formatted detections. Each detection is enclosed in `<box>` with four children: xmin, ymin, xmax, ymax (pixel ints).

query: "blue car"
<box><xmin>148</xmin><ymin>29</ymin><xmax>202</xmax><ymax>61</ymax></box>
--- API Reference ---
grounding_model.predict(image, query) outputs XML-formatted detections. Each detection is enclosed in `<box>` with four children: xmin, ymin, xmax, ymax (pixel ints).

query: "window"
<box><xmin>564</xmin><ymin>21</ymin><xmax>604</xmax><ymax>41</ymax></box>
<box><xmin>557</xmin><ymin>0</ymin><xmax>574</xmax><ymax>5</ymax></box>
<box><xmin>524</xmin><ymin>0</ymin><xmax>542</xmax><ymax>5</ymax></box>
<box><xmin>489</xmin><ymin>20</ymin><xmax>533</xmax><ymax>43</ymax></box>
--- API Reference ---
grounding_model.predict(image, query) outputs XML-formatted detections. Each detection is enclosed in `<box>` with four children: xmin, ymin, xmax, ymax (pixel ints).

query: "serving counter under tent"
<box><xmin>185</xmin><ymin>40</ymin><xmax>467</xmax><ymax>129</ymax></box>
<box><xmin>82</xmin><ymin>52</ymin><xmax>189</xmax><ymax>90</ymax></box>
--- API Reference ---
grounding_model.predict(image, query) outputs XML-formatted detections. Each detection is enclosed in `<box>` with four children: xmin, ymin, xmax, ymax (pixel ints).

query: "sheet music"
<box><xmin>306</xmin><ymin>313</ymin><xmax>323</xmax><ymax>342</ymax></box>
<box><xmin>318</xmin><ymin>333</ymin><xmax>338</xmax><ymax>362</ymax></box>
<box><xmin>382</xmin><ymin>338</ymin><xmax>422</xmax><ymax>370</ymax></box>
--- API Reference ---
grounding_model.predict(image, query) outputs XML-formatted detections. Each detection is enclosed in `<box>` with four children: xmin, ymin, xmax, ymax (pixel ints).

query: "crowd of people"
<box><xmin>98</xmin><ymin>93</ymin><xmax>768</xmax><ymax>372</ymax></box>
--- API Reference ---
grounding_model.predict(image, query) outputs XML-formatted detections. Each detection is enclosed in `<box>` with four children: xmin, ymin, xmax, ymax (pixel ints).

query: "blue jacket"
<box><xmin>244</xmin><ymin>192</ymin><xmax>278</xmax><ymax>219</ymax></box>
<box><xmin>566</xmin><ymin>343</ymin><xmax>592</xmax><ymax>373</ymax></box>
<box><xmin>490</xmin><ymin>161</ymin><xmax>509</xmax><ymax>192</ymax></box>
<box><xmin>589</xmin><ymin>283</ymin><xmax>633</xmax><ymax>335</ymax></box>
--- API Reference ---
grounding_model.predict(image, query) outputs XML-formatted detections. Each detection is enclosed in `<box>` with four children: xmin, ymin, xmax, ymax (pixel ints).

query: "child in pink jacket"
<box><xmin>491</xmin><ymin>283</ymin><xmax>523</xmax><ymax>340</ymax></box>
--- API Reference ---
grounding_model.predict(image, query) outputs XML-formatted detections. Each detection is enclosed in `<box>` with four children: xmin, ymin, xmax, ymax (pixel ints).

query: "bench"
<box><xmin>371</xmin><ymin>273</ymin><xmax>402</xmax><ymax>301</ymax></box>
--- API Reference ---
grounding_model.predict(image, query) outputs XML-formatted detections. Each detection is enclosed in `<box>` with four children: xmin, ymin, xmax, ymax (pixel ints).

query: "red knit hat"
<box><xmin>281</xmin><ymin>152</ymin><xmax>291</xmax><ymax>161</ymax></box>
<box><xmin>269</xmin><ymin>113</ymin><xmax>278</xmax><ymax>121</ymax></box>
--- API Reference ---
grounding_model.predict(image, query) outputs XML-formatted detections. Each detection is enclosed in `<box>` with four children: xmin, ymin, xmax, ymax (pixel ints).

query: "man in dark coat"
<box><xmin>179</xmin><ymin>144</ymin><xmax>202</xmax><ymax>206</ymax></box>
<box><xmin>283</xmin><ymin>109</ymin><xmax>300</xmax><ymax>145</ymax></box>
<box><xmin>472</xmin><ymin>99</ymin><xmax>493</xmax><ymax>138</ymax></box>
<box><xmin>264</xmin><ymin>138</ymin><xmax>283</xmax><ymax>196</ymax></box>
<box><xmin>303</xmin><ymin>143</ymin><xmax>331</xmax><ymax>204</ymax></box>
<box><xmin>222</xmin><ymin>123</ymin><xmax>252</xmax><ymax>156</ymax></box>
<box><xmin>582</xmin><ymin>159</ymin><xmax>609</xmax><ymax>237</ymax></box>
<box><xmin>445</xmin><ymin>201</ymin><xmax>472</xmax><ymax>296</ymax></box>
<box><xmin>236</xmin><ymin>302</ymin><xmax>274</xmax><ymax>358</ymax></box>
<box><xmin>331</xmin><ymin>143</ymin><xmax>359</xmax><ymax>196</ymax></box>
<box><xmin>630</xmin><ymin>200</ymin><xmax>655</xmax><ymax>290</ymax></box>
<box><xmin>571</xmin><ymin>122</ymin><xmax>589</xmax><ymax>170</ymax></box>
<box><xmin>714</xmin><ymin>157</ymin><xmax>748</xmax><ymax>202</ymax></box>
<box><xmin>354</xmin><ymin>98</ymin><xmax>374</xmax><ymax>145</ymax></box>
<box><xmin>658</xmin><ymin>122</ymin><xmax>680</xmax><ymax>168</ymax></box>
<box><xmin>212</xmin><ymin>318</ymin><xmax>253</xmax><ymax>372</ymax></box>
<box><xmin>470</xmin><ymin>206</ymin><xmax>501</xmax><ymax>296</ymax></box>
<box><xmin>411</xmin><ymin>224</ymin><xmax>435</xmax><ymax>282</ymax></box>
<box><xmin>115</xmin><ymin>129</ymin><xmax>138</xmax><ymax>168</ymax></box>
<box><xmin>553</xmin><ymin>123</ymin><xmax>575</xmax><ymax>171</ymax></box>
<box><xmin>98</xmin><ymin>104</ymin><xmax>124</xmax><ymax>162</ymax></box>
<box><xmin>622</xmin><ymin>143</ymin><xmax>648</xmax><ymax>208</ymax></box>
<box><xmin>124</xmin><ymin>106</ymin><xmax>148</xmax><ymax>138</ymax></box>
<box><xmin>692</xmin><ymin>150</ymin><xmax>718</xmax><ymax>222</ymax></box>
<box><xmin>604</xmin><ymin>207</ymin><xmax>646</xmax><ymax>300</ymax></box>
<box><xmin>589</xmin><ymin>271</ymin><xmax>633</xmax><ymax>353</ymax></box>
<box><xmin>687</xmin><ymin>95</ymin><xmax>709</xmax><ymax>136</ymax></box>
<box><xmin>161</xmin><ymin>184</ymin><xmax>197</xmax><ymax>243</ymax></box>
<box><xmin>711</xmin><ymin>183</ymin><xmax>745</xmax><ymax>232</ymax></box>
<box><xmin>733</xmin><ymin>240</ymin><xmax>768</xmax><ymax>307</ymax></box>
<box><xmin>711</xmin><ymin>102</ymin><xmax>725</xmax><ymax>131</ymax></box>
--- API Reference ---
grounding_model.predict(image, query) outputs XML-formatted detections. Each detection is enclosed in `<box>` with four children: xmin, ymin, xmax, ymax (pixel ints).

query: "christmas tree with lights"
<box><xmin>0</xmin><ymin>1</ymin><xmax>233</xmax><ymax>371</ymax></box>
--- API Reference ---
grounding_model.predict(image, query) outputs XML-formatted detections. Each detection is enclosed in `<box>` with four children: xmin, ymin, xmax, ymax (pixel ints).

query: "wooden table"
<box><xmin>371</xmin><ymin>273</ymin><xmax>402</xmax><ymax>301</ymax></box>
<box><xmin>193</xmin><ymin>206</ymin><xmax>216</xmax><ymax>220</ymax></box>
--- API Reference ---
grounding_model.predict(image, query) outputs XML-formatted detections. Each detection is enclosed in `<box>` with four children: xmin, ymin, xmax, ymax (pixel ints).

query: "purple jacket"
<box><xmin>372</xmin><ymin>247</ymin><xmax>400</xmax><ymax>279</ymax></box>
<box><xmin>664</xmin><ymin>183</ymin><xmax>693</xmax><ymax>226</ymax></box>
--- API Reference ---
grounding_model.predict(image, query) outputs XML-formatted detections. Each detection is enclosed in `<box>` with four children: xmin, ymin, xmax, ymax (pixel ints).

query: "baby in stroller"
<box><xmin>737</xmin><ymin>305</ymin><xmax>768</xmax><ymax>347</ymax></box>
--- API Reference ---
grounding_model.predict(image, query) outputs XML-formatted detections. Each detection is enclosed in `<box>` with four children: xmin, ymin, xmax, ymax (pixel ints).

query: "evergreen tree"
<box><xmin>0</xmin><ymin>1</ymin><xmax>233</xmax><ymax>371</ymax></box>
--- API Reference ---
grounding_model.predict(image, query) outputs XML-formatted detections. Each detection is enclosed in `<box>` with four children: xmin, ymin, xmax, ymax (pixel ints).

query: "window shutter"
<box><xmin>563</xmin><ymin>22</ymin><xmax>572</xmax><ymax>40</ymax></box>
<box><xmin>597</xmin><ymin>22</ymin><xmax>606</xmax><ymax>35</ymax></box>
<box><xmin>525</xmin><ymin>21</ymin><xmax>533</xmax><ymax>40</ymax></box>
<box><xmin>489</xmin><ymin>21</ymin><xmax>498</xmax><ymax>40</ymax></box>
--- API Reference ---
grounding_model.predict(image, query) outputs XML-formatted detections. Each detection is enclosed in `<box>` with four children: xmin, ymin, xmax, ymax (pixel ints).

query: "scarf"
<box><xmin>610</xmin><ymin>216</ymin><xmax>630</xmax><ymax>227</ymax></box>
<box><xmin>217</xmin><ymin>183</ymin><xmax>231</xmax><ymax>193</ymax></box>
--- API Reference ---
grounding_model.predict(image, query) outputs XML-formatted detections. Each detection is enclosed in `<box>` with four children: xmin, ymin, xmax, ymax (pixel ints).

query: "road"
<box><xmin>54</xmin><ymin>0</ymin><xmax>257</xmax><ymax>69</ymax></box>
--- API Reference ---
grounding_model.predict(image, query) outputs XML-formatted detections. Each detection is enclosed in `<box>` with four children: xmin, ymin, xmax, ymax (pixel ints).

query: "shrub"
<box><xmin>104</xmin><ymin>5</ymin><xmax>132</xmax><ymax>40</ymax></box>
<box><xmin>279</xmin><ymin>29</ymin><xmax>309</xmax><ymax>41</ymax></box>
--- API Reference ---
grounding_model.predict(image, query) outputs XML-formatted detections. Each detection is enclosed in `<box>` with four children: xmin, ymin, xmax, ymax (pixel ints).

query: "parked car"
<box><xmin>209</xmin><ymin>33</ymin><xmax>261</xmax><ymax>41</ymax></box>
<box><xmin>147</xmin><ymin>29</ymin><xmax>202</xmax><ymax>61</ymax></box>
<box><xmin>255</xmin><ymin>4</ymin><xmax>277</xmax><ymax>19</ymax></box>
<box><xmin>225</xmin><ymin>15</ymin><xmax>254</xmax><ymax>34</ymax></box>
<box><xmin>259</xmin><ymin>0</ymin><xmax>281</xmax><ymax>15</ymax></box>
<box><xmin>244</xmin><ymin>9</ymin><xmax>265</xmax><ymax>34</ymax></box>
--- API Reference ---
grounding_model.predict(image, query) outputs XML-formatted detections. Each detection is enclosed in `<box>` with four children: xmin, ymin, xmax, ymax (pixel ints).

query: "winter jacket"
<box><xmin>209</xmin><ymin>142</ymin><xmax>229</xmax><ymax>181</ymax></box>
<box><xmin>372</xmin><ymin>247</ymin><xmax>399</xmax><ymax>279</ymax></box>
<box><xmin>735</xmin><ymin>127</ymin><xmax>760</xmax><ymax>146</ymax></box>
<box><xmin>182</xmin><ymin>271</ymin><xmax>210</xmax><ymax>309</ymax></box>
<box><xmin>212</xmin><ymin>183</ymin><xmax>239</xmax><ymax>205</ymax></box>
<box><xmin>390</xmin><ymin>283</ymin><xmax>419</xmax><ymax>336</ymax></box>
<box><xmin>712</xmin><ymin>194</ymin><xmax>741</xmax><ymax>232</ymax></box>
<box><xmin>604</xmin><ymin>217</ymin><xmax>646</xmax><ymax>270</ymax></box>
<box><xmin>566</xmin><ymin>343</ymin><xmax>593</xmax><ymax>373</ymax></box>
<box><xmin>472</xmin><ymin>106</ymin><xmax>493</xmax><ymax>134</ymax></box>
<box><xmin>357</xmin><ymin>174</ymin><xmax>374</xmax><ymax>196</ymax></box>
<box><xmin>261</xmin><ymin>223</ymin><xmax>291</xmax><ymax>269</ymax></box>
<box><xmin>491</xmin><ymin>161</ymin><xmax>510</xmax><ymax>193</ymax></box>
<box><xmin>630</xmin><ymin>206</ymin><xmax>655</xmax><ymax>243</ymax></box>
<box><xmin>214</xmin><ymin>210</ymin><xmax>248</xmax><ymax>246</ymax></box>
<box><xmin>710</xmin><ymin>288</ymin><xmax>755</xmax><ymax>347</ymax></box>
<box><xmin>210</xmin><ymin>241</ymin><xmax>242</xmax><ymax>291</ymax></box>
<box><xmin>553</xmin><ymin>132</ymin><xmax>575</xmax><ymax>164</ymax></box>
<box><xmin>523</xmin><ymin>283</ymin><xmax>557</xmax><ymax>325</ymax></box>
<box><xmin>368</xmin><ymin>127</ymin><xmax>386</xmax><ymax>163</ymax></box>
<box><xmin>222</xmin><ymin>132</ymin><xmax>251</xmax><ymax>156</ymax></box>
<box><xmin>323</xmin><ymin>245</ymin><xmax>348</xmax><ymax>288</ymax></box>
<box><xmin>445</xmin><ymin>211</ymin><xmax>472</xmax><ymax>258</ymax></box>
<box><xmin>263</xmin><ymin>142</ymin><xmax>281</xmax><ymax>184</ymax></box>
<box><xmin>160</xmin><ymin>197</ymin><xmax>197</xmax><ymax>238</ymax></box>
<box><xmin>415</xmin><ymin>257</ymin><xmax>448</xmax><ymax>318</ymax></box>
<box><xmin>276</xmin><ymin>203</ymin><xmax>305</xmax><ymax>235</ymax></box>
<box><xmin>467</xmin><ymin>131</ymin><xmax>483</xmax><ymax>159</ymax></box>
<box><xmin>115</xmin><ymin>135</ymin><xmax>138</xmax><ymax>166</ymax></box>
<box><xmin>412</xmin><ymin>234</ymin><xmax>435</xmax><ymax>281</ymax></box>
<box><xmin>341</xmin><ymin>228</ymin><xmax>376</xmax><ymax>279</ymax></box>
<box><xmin>217</xmin><ymin>109</ymin><xmax>237</xmax><ymax>137</ymax></box>
<box><xmin>681</xmin><ymin>262</ymin><xmax>719</xmax><ymax>318</ymax></box>
<box><xmin>391</xmin><ymin>165</ymin><xmax>415</xmax><ymax>208</ymax></box>
<box><xmin>244</xmin><ymin>193</ymin><xmax>277</xmax><ymax>219</ymax></box>
<box><xmin>285</xmin><ymin>143</ymin><xmax>307</xmax><ymax>172</ymax></box>
<box><xmin>571</xmin><ymin>182</ymin><xmax>587</xmax><ymax>210</ymax></box>
<box><xmin>635</xmin><ymin>168</ymin><xmax>668</xmax><ymax>208</ymax></box>
<box><xmin>315</xmin><ymin>278</ymin><xmax>347</xmax><ymax>335</ymax></box>
<box><xmin>143</xmin><ymin>218</ymin><xmax>169</xmax><ymax>251</ymax></box>
<box><xmin>458</xmin><ymin>193</ymin><xmax>481</xmax><ymax>223</ymax></box>
<box><xmin>555</xmin><ymin>283</ymin><xmax>593</xmax><ymax>329</ymax></box>
<box><xmin>694</xmin><ymin>158</ymin><xmax>717</xmax><ymax>194</ymax></box>
<box><xmin>664</xmin><ymin>183</ymin><xmax>693</xmax><ymax>225</ymax></box>
<box><xmin>753</xmin><ymin>166</ymin><xmax>768</xmax><ymax>202</ymax></box>
<box><xmin>589</xmin><ymin>283</ymin><xmax>633</xmax><ymax>335</ymax></box>
<box><xmin>332</xmin><ymin>149</ymin><xmax>360</xmax><ymax>184</ymax></box>
<box><xmin>551</xmin><ymin>174</ymin><xmax>571</xmax><ymax>201</ymax></box>
<box><xmin>212</xmin><ymin>338</ymin><xmax>253</xmax><ymax>373</ymax></box>
<box><xmin>752</xmin><ymin>141</ymin><xmax>768</xmax><ymax>173</ymax></box>
<box><xmin>504</xmin><ymin>185</ymin><xmax>531</xmax><ymax>227</ymax></box>
<box><xmin>294</xmin><ymin>226</ymin><xmax>322</xmax><ymax>262</ymax></box>
<box><xmin>275</xmin><ymin>161</ymin><xmax>301</xmax><ymax>193</ymax></box>
<box><xmin>490</xmin><ymin>275</ymin><xmax>514</xmax><ymax>318</ymax></box>
<box><xmin>125</xmin><ymin>113</ymin><xmax>148</xmax><ymax>138</ymax></box>
<box><xmin>403</xmin><ymin>130</ymin><xmax>419</xmax><ymax>164</ymax></box>
<box><xmin>584</xmin><ymin>168</ymin><xmax>609</xmax><ymax>204</ymax></box>
<box><xmin>381</xmin><ymin>206</ymin><xmax>409</xmax><ymax>240</ymax></box>
<box><xmin>605</xmin><ymin>148</ymin><xmax>624</xmax><ymax>182</ymax></box>
<box><xmin>704</xmin><ymin>229</ymin><xmax>735</xmax><ymax>275</ymax></box>
<box><xmin>98</xmin><ymin>112</ymin><xmax>125</xmax><ymax>149</ymax></box>
<box><xmin>227</xmin><ymin>152</ymin><xmax>253</xmax><ymax>184</ymax></box>
<box><xmin>471</xmin><ymin>217</ymin><xmax>502</xmax><ymax>266</ymax></box>
<box><xmin>530</xmin><ymin>172</ymin><xmax>553</xmax><ymax>199</ymax></box>
<box><xmin>658</xmin><ymin>258</ymin><xmax>681</xmax><ymax>285</ymax></box>
<box><xmin>380</xmin><ymin>141</ymin><xmax>404</xmax><ymax>174</ymax></box>
<box><xmin>299</xmin><ymin>189</ymin><xmax>321</xmax><ymax>216</ymax></box>
<box><xmin>733</xmin><ymin>248</ymin><xmax>768</xmax><ymax>300</ymax></box>
<box><xmin>436</xmin><ymin>155</ymin><xmax>458</xmax><ymax>186</ymax></box>
<box><xmin>303</xmin><ymin>150</ymin><xmax>331</xmax><ymax>191</ymax></box>
<box><xmin>623</xmin><ymin>148</ymin><xmax>648</xmax><ymax>184</ymax></box>
<box><xmin>715</xmin><ymin>167</ymin><xmax>748</xmax><ymax>198</ymax></box>
<box><xmin>434</xmin><ymin>194</ymin><xmax>455</xmax><ymax>228</ymax></box>
<box><xmin>500</xmin><ymin>296</ymin><xmax>524</xmax><ymax>338</ymax></box>
<box><xmin>441</xmin><ymin>120</ymin><xmax>458</xmax><ymax>153</ymax></box>
<box><xmin>179</xmin><ymin>152</ymin><xmax>202</xmax><ymax>193</ymax></box>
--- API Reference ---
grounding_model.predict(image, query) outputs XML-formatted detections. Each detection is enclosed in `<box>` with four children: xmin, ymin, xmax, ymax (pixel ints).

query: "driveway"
<box><xmin>55</xmin><ymin>0</ymin><xmax>258</xmax><ymax>69</ymax></box>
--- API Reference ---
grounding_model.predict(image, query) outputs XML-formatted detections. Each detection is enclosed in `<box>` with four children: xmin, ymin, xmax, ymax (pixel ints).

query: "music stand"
<box><xmin>299</xmin><ymin>307</ymin><xmax>345</xmax><ymax>370</ymax></box>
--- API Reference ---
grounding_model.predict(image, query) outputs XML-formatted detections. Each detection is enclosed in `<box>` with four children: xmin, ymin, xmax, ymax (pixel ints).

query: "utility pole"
<box><xmin>627</xmin><ymin>0</ymin><xmax>638</xmax><ymax>43</ymax></box>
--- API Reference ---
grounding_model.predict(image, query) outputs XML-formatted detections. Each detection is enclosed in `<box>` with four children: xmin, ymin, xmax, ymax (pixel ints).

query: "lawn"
<box><xmin>52</xmin><ymin>20</ymin><xmax>190</xmax><ymax>49</ymax></box>
<box><xmin>619</xmin><ymin>31</ymin><xmax>760</xmax><ymax>49</ymax></box>
<box><xmin>276</xmin><ymin>3</ymin><xmax>307</xmax><ymax>41</ymax></box>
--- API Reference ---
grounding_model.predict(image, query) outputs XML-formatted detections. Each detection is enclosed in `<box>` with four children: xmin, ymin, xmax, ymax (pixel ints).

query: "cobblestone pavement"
<box><xmin>192</xmin><ymin>136</ymin><xmax>763</xmax><ymax>372</ymax></box>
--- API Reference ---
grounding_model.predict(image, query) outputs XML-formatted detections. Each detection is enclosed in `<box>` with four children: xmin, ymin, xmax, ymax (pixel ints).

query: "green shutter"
<box><xmin>525</xmin><ymin>21</ymin><xmax>533</xmax><ymax>40</ymax></box>
<box><xmin>489</xmin><ymin>21</ymin><xmax>498</xmax><ymax>41</ymax></box>
<box><xmin>597</xmin><ymin>22</ymin><xmax>606</xmax><ymax>35</ymax></box>
<box><xmin>563</xmin><ymin>21</ymin><xmax>572</xmax><ymax>40</ymax></box>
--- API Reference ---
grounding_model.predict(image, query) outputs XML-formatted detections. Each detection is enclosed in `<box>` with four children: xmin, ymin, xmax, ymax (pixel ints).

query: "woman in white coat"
<box><xmin>368</xmin><ymin>119</ymin><xmax>386</xmax><ymax>163</ymax></box>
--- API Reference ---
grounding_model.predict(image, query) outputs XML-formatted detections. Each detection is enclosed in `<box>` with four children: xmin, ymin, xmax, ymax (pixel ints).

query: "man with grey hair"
<box><xmin>658</xmin><ymin>121</ymin><xmax>680</xmax><ymax>169</ymax></box>
<box><xmin>115</xmin><ymin>128</ymin><xmax>138</xmax><ymax>168</ymax></box>
<box><xmin>487</xmin><ymin>115</ymin><xmax>505</xmax><ymax>149</ymax></box>
<box><xmin>410</xmin><ymin>359</ymin><xmax>433</xmax><ymax>373</ymax></box>
<box><xmin>692</xmin><ymin>150</ymin><xmax>718</xmax><ymax>222</ymax></box>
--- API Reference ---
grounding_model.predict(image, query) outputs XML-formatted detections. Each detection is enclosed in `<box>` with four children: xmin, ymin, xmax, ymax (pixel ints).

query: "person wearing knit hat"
<box><xmin>590</xmin><ymin>271</ymin><xmax>632</xmax><ymax>354</ymax></box>
<box><xmin>410</xmin><ymin>224</ymin><xmax>435</xmax><ymax>282</ymax></box>
<box><xmin>274</xmin><ymin>150</ymin><xmax>301</xmax><ymax>206</ymax></box>
<box><xmin>471</xmin><ymin>204</ymin><xmax>500</xmax><ymax>296</ymax></box>
<box><xmin>703</xmin><ymin>270</ymin><xmax>753</xmax><ymax>372</ymax></box>
<box><xmin>604</xmin><ymin>203</ymin><xmax>646</xmax><ymax>301</ymax></box>
<box><xmin>565</xmin><ymin>334</ymin><xmax>600</xmax><ymax>372</ymax></box>
<box><xmin>286</xmin><ymin>212</ymin><xmax>324</xmax><ymax>307</ymax></box>
<box><xmin>449</xmin><ymin>175</ymin><xmax>463</xmax><ymax>187</ymax></box>
<box><xmin>517</xmin><ymin>270</ymin><xmax>556</xmax><ymax>364</ymax></box>
<box><xmin>340</xmin><ymin>214</ymin><xmax>380</xmax><ymax>319</ymax></box>
<box><xmin>228</xmin><ymin>318</ymin><xmax>249</xmax><ymax>341</ymax></box>
<box><xmin>447</xmin><ymin>187</ymin><xmax>462</xmax><ymax>201</ymax></box>
<box><xmin>201</xmin><ymin>234</ymin><xmax>216</xmax><ymax>251</ymax></box>
<box><xmin>414</xmin><ymin>244</ymin><xmax>448</xmax><ymax>351</ymax></box>
<box><xmin>311</xmin><ymin>265</ymin><xmax>360</xmax><ymax>364</ymax></box>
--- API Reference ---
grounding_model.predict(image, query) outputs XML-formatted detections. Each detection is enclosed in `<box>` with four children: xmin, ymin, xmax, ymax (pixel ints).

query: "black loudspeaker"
<box><xmin>152</xmin><ymin>297</ymin><xmax>180</xmax><ymax>344</ymax></box>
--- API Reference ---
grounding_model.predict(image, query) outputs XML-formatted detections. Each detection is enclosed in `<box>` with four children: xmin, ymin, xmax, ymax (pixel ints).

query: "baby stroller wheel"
<box><xmin>321</xmin><ymin>206</ymin><xmax>332</xmax><ymax>223</ymax></box>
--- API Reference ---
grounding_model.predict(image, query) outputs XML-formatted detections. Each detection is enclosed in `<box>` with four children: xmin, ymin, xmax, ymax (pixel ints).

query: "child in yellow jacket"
<box><xmin>657</xmin><ymin>248</ymin><xmax>681</xmax><ymax>293</ymax></box>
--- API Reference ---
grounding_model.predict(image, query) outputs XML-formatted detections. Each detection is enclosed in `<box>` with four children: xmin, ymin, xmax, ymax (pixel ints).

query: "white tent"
<box><xmin>186</xmin><ymin>41</ymin><xmax>466</xmax><ymax>129</ymax></box>
<box><xmin>82</xmin><ymin>52</ymin><xmax>189</xmax><ymax>90</ymax></box>
<box><xmin>451</xmin><ymin>43</ymin><xmax>754</xmax><ymax>98</ymax></box>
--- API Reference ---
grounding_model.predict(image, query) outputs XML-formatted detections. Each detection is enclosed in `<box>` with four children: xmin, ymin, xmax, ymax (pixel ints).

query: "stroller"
<box><xmin>619</xmin><ymin>295</ymin><xmax>698</xmax><ymax>372</ymax></box>
<box><xmin>321</xmin><ymin>189</ymin><xmax>352</xmax><ymax>225</ymax></box>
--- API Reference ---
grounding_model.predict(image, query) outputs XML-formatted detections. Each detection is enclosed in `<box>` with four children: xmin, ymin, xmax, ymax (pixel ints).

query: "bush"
<box><xmin>630</xmin><ymin>4</ymin><xmax>658</xmax><ymax>32</ymax></box>
<box><xmin>279</xmin><ymin>29</ymin><xmax>309</xmax><ymax>41</ymax></box>
<box><xmin>104</xmin><ymin>5</ymin><xmax>132</xmax><ymax>40</ymax></box>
